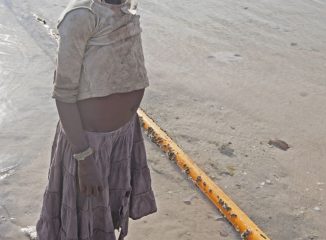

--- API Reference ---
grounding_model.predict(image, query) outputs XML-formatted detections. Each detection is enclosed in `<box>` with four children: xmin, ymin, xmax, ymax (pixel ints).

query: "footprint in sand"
<box><xmin>207</xmin><ymin>51</ymin><xmax>243</xmax><ymax>63</ymax></box>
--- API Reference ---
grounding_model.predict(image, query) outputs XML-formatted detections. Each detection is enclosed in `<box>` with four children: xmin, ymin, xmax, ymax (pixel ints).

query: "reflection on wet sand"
<box><xmin>0</xmin><ymin>164</ymin><xmax>17</xmax><ymax>180</ymax></box>
<box><xmin>0</xmin><ymin>23</ymin><xmax>17</xmax><ymax>126</ymax></box>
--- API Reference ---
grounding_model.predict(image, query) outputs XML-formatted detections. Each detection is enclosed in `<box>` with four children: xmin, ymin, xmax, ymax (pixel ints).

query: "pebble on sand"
<box><xmin>265</xmin><ymin>179</ymin><xmax>272</xmax><ymax>185</ymax></box>
<box><xmin>268</xmin><ymin>139</ymin><xmax>290</xmax><ymax>151</ymax></box>
<box><xmin>220</xmin><ymin>230</ymin><xmax>229</xmax><ymax>237</ymax></box>
<box><xmin>218</xmin><ymin>142</ymin><xmax>235</xmax><ymax>157</ymax></box>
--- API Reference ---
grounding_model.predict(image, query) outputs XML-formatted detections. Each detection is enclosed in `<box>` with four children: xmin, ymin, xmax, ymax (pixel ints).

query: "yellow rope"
<box><xmin>137</xmin><ymin>108</ymin><xmax>270</xmax><ymax>240</ymax></box>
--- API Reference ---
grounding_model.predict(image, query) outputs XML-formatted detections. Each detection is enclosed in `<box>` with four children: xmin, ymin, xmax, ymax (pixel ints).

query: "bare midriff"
<box><xmin>77</xmin><ymin>88</ymin><xmax>145</xmax><ymax>132</ymax></box>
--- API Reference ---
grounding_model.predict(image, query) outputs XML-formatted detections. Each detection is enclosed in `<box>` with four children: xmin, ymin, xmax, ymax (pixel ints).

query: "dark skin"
<box><xmin>56</xmin><ymin>88</ymin><xmax>145</xmax><ymax>197</ymax></box>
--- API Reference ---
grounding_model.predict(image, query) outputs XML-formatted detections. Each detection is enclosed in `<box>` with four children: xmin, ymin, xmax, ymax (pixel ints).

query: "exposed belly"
<box><xmin>77</xmin><ymin>88</ymin><xmax>145</xmax><ymax>132</ymax></box>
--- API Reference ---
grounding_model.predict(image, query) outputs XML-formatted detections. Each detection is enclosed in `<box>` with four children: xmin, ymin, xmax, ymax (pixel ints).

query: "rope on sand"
<box><xmin>137</xmin><ymin>108</ymin><xmax>271</xmax><ymax>240</ymax></box>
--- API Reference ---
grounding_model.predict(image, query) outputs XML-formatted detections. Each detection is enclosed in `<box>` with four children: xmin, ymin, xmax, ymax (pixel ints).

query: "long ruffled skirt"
<box><xmin>36</xmin><ymin>112</ymin><xmax>157</xmax><ymax>240</ymax></box>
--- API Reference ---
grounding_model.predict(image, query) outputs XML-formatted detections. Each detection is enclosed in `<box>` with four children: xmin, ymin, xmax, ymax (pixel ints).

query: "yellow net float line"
<box><xmin>137</xmin><ymin>108</ymin><xmax>270</xmax><ymax>240</ymax></box>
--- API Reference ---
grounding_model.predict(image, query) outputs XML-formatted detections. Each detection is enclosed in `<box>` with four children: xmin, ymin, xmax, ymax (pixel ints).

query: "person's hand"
<box><xmin>77</xmin><ymin>153</ymin><xmax>104</xmax><ymax>197</ymax></box>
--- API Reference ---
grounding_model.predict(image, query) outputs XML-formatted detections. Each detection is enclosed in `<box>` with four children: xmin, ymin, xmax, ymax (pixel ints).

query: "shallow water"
<box><xmin>0</xmin><ymin>0</ymin><xmax>57</xmax><ymax>179</ymax></box>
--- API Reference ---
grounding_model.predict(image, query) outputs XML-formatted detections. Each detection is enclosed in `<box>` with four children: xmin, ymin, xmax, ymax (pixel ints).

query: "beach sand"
<box><xmin>0</xmin><ymin>0</ymin><xmax>325</xmax><ymax>239</ymax></box>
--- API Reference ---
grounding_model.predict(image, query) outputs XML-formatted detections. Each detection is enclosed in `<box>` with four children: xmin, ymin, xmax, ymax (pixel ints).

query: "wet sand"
<box><xmin>1</xmin><ymin>0</ymin><xmax>326</xmax><ymax>239</ymax></box>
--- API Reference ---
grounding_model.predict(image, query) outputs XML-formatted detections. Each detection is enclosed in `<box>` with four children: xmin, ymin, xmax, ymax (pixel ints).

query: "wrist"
<box><xmin>73</xmin><ymin>146</ymin><xmax>94</xmax><ymax>161</ymax></box>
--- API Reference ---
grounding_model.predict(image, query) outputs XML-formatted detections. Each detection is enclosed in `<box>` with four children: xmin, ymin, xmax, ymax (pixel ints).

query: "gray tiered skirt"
<box><xmin>36</xmin><ymin>112</ymin><xmax>157</xmax><ymax>240</ymax></box>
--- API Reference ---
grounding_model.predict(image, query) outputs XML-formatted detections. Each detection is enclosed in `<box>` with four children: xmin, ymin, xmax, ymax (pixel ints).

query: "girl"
<box><xmin>36</xmin><ymin>0</ymin><xmax>157</xmax><ymax>239</ymax></box>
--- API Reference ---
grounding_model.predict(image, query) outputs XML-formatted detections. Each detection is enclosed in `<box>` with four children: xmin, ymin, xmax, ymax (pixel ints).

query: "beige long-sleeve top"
<box><xmin>52</xmin><ymin>0</ymin><xmax>149</xmax><ymax>103</ymax></box>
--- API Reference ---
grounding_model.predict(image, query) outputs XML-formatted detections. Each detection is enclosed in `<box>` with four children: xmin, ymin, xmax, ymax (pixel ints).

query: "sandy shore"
<box><xmin>1</xmin><ymin>0</ymin><xmax>326</xmax><ymax>239</ymax></box>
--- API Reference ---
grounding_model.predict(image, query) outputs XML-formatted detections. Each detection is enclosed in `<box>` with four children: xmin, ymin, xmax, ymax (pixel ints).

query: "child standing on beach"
<box><xmin>36</xmin><ymin>0</ymin><xmax>157</xmax><ymax>239</ymax></box>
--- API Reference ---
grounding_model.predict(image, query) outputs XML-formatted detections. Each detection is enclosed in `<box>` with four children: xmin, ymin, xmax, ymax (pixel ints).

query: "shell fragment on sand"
<box><xmin>21</xmin><ymin>225</ymin><xmax>37</xmax><ymax>240</ymax></box>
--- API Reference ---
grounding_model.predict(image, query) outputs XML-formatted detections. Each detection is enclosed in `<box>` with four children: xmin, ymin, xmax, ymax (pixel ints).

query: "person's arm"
<box><xmin>55</xmin><ymin>101</ymin><xmax>88</xmax><ymax>153</ymax></box>
<box><xmin>52</xmin><ymin>9</ymin><xmax>103</xmax><ymax>196</ymax></box>
<box><xmin>53</xmin><ymin>8</ymin><xmax>94</xmax><ymax>152</ymax></box>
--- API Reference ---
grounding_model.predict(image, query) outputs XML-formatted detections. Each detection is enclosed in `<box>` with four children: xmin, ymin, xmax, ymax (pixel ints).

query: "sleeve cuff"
<box><xmin>51</xmin><ymin>90</ymin><xmax>78</xmax><ymax>103</ymax></box>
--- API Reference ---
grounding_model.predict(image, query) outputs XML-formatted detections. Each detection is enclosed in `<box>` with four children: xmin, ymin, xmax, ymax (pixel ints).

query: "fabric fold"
<box><xmin>36</xmin><ymin>113</ymin><xmax>157</xmax><ymax>240</ymax></box>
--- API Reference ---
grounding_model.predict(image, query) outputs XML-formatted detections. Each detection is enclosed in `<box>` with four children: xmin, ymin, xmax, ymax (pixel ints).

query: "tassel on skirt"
<box><xmin>36</xmin><ymin>112</ymin><xmax>157</xmax><ymax>240</ymax></box>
